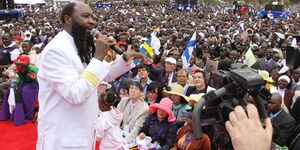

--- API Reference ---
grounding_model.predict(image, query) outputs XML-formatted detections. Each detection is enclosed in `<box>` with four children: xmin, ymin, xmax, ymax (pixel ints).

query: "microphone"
<box><xmin>90</xmin><ymin>29</ymin><xmax>124</xmax><ymax>55</ymax></box>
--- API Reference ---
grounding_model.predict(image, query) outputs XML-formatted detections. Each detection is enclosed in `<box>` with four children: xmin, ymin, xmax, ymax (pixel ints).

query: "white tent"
<box><xmin>14</xmin><ymin>0</ymin><xmax>46</xmax><ymax>5</ymax></box>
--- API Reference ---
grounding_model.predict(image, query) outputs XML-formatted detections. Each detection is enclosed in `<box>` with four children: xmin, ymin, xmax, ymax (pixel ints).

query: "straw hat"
<box><xmin>258</xmin><ymin>70</ymin><xmax>274</xmax><ymax>83</ymax></box>
<box><xmin>188</xmin><ymin>93</ymin><xmax>205</xmax><ymax>107</ymax></box>
<box><xmin>149</xmin><ymin>98</ymin><xmax>176</xmax><ymax>122</ymax></box>
<box><xmin>164</xmin><ymin>84</ymin><xmax>189</xmax><ymax>102</ymax></box>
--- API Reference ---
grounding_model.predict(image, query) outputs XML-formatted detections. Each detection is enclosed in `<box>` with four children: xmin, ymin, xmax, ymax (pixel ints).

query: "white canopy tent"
<box><xmin>14</xmin><ymin>0</ymin><xmax>46</xmax><ymax>5</ymax></box>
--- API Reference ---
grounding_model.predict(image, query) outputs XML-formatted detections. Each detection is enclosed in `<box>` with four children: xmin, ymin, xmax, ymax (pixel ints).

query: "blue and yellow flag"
<box><xmin>134</xmin><ymin>29</ymin><xmax>160</xmax><ymax>64</ymax></box>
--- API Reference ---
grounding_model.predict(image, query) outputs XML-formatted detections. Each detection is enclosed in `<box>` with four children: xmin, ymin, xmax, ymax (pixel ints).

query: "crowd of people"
<box><xmin>0</xmin><ymin>1</ymin><xmax>300</xmax><ymax>150</ymax></box>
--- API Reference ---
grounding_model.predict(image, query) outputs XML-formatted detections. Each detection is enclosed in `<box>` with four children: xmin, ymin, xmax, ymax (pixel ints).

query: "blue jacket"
<box><xmin>141</xmin><ymin>114</ymin><xmax>177</xmax><ymax>150</ymax></box>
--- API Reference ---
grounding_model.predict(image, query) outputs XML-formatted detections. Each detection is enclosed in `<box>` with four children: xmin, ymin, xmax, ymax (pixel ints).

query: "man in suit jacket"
<box><xmin>252</xmin><ymin>48</ymin><xmax>280</xmax><ymax>73</ymax></box>
<box><xmin>117</xmin><ymin>82</ymin><xmax>149</xmax><ymax>142</ymax></box>
<box><xmin>149</xmin><ymin>57</ymin><xmax>177</xmax><ymax>86</ymax></box>
<box><xmin>268</xmin><ymin>93</ymin><xmax>297</xmax><ymax>146</ymax></box>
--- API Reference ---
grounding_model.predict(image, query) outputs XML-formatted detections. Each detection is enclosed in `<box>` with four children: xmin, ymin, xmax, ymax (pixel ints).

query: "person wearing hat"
<box><xmin>259</xmin><ymin>70</ymin><xmax>275</xmax><ymax>89</ymax></box>
<box><xmin>149</xmin><ymin>57</ymin><xmax>177</xmax><ymax>86</ymax></box>
<box><xmin>164</xmin><ymin>57</ymin><xmax>177</xmax><ymax>86</ymax></box>
<box><xmin>274</xmin><ymin>75</ymin><xmax>294</xmax><ymax>112</ymax></box>
<box><xmin>139</xmin><ymin>98</ymin><xmax>177</xmax><ymax>150</ymax></box>
<box><xmin>164</xmin><ymin>84</ymin><xmax>191</xmax><ymax>121</ymax></box>
<box><xmin>0</xmin><ymin>55</ymin><xmax>39</xmax><ymax>126</ymax></box>
<box><xmin>188</xmin><ymin>93</ymin><xmax>205</xmax><ymax>107</ymax></box>
<box><xmin>98</xmin><ymin>81</ymin><xmax>112</xmax><ymax>95</ymax></box>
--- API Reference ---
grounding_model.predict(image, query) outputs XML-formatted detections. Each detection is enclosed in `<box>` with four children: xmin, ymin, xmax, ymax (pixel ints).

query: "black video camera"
<box><xmin>193</xmin><ymin>63</ymin><xmax>271</xmax><ymax>139</ymax></box>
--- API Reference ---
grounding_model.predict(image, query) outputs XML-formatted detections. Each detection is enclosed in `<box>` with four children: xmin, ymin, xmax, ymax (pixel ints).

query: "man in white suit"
<box><xmin>36</xmin><ymin>2</ymin><xmax>145</xmax><ymax>150</ymax></box>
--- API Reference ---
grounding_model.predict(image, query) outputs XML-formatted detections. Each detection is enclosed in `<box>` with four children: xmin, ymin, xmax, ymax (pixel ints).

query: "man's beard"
<box><xmin>71</xmin><ymin>19</ymin><xmax>95</xmax><ymax>64</ymax></box>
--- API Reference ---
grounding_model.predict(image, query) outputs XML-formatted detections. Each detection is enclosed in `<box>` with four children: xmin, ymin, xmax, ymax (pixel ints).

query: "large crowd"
<box><xmin>0</xmin><ymin>1</ymin><xmax>300</xmax><ymax>150</ymax></box>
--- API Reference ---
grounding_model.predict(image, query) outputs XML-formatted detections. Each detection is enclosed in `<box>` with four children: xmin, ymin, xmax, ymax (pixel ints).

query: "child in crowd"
<box><xmin>95</xmin><ymin>91</ymin><xmax>123</xmax><ymax>150</ymax></box>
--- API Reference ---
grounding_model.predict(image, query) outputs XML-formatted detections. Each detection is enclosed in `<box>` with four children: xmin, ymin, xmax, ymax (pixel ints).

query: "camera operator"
<box><xmin>226</xmin><ymin>104</ymin><xmax>273</xmax><ymax>150</ymax></box>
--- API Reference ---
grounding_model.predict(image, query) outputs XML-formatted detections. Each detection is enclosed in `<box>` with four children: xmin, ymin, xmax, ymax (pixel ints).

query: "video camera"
<box><xmin>193</xmin><ymin>63</ymin><xmax>272</xmax><ymax>139</ymax></box>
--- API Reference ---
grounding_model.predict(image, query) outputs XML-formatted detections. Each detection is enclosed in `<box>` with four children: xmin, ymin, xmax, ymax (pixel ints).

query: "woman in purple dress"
<box><xmin>0</xmin><ymin>55</ymin><xmax>39</xmax><ymax>125</ymax></box>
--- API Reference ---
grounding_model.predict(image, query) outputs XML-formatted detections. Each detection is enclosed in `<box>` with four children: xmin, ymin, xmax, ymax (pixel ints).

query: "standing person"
<box><xmin>95</xmin><ymin>92</ymin><xmax>123</xmax><ymax>150</ymax></box>
<box><xmin>36</xmin><ymin>2</ymin><xmax>145</xmax><ymax>150</ymax></box>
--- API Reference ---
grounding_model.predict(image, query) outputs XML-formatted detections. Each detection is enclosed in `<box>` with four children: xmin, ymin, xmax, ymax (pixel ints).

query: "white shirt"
<box><xmin>167</xmin><ymin>71</ymin><xmax>174</xmax><ymax>86</ymax></box>
<box><xmin>3</xmin><ymin>42</ymin><xmax>21</xmax><ymax>61</ymax></box>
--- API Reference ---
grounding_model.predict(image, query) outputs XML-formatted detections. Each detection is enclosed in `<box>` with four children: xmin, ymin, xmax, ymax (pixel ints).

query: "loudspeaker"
<box><xmin>286</xmin><ymin>46</ymin><xmax>300</xmax><ymax>69</ymax></box>
<box><xmin>265</xmin><ymin>5</ymin><xmax>284</xmax><ymax>11</ymax></box>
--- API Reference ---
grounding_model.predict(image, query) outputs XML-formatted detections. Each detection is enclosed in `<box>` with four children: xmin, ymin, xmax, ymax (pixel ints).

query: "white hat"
<box><xmin>278</xmin><ymin>75</ymin><xmax>290</xmax><ymax>84</ymax></box>
<box><xmin>165</xmin><ymin>57</ymin><xmax>176</xmax><ymax>64</ymax></box>
<box><xmin>99</xmin><ymin>82</ymin><xmax>112</xmax><ymax>89</ymax></box>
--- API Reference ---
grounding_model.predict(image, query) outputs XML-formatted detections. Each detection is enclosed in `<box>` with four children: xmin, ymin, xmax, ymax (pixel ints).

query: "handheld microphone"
<box><xmin>91</xmin><ymin>29</ymin><xmax>124</xmax><ymax>55</ymax></box>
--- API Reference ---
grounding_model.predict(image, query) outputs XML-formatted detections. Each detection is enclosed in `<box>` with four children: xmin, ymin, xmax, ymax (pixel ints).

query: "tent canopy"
<box><xmin>14</xmin><ymin>0</ymin><xmax>46</xmax><ymax>4</ymax></box>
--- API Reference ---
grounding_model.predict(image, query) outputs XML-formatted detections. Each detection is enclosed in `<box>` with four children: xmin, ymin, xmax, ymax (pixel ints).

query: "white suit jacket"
<box><xmin>36</xmin><ymin>30</ymin><xmax>134</xmax><ymax>150</ymax></box>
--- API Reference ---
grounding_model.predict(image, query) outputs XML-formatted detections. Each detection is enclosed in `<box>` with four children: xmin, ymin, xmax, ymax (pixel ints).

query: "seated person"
<box><xmin>146</xmin><ymin>81</ymin><xmax>164</xmax><ymax>105</ymax></box>
<box><xmin>0</xmin><ymin>55</ymin><xmax>39</xmax><ymax>125</ymax></box>
<box><xmin>186</xmin><ymin>70</ymin><xmax>215</xmax><ymax>96</ymax></box>
<box><xmin>164</xmin><ymin>84</ymin><xmax>191</xmax><ymax>121</ymax></box>
<box><xmin>268</xmin><ymin>93</ymin><xmax>297</xmax><ymax>146</ymax></box>
<box><xmin>117</xmin><ymin>81</ymin><xmax>149</xmax><ymax>142</ymax></box>
<box><xmin>172</xmin><ymin>109</ymin><xmax>211</xmax><ymax>150</ymax></box>
<box><xmin>139</xmin><ymin>97</ymin><xmax>177</xmax><ymax>150</ymax></box>
<box><xmin>97</xmin><ymin>81</ymin><xmax>111</xmax><ymax>95</ymax></box>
